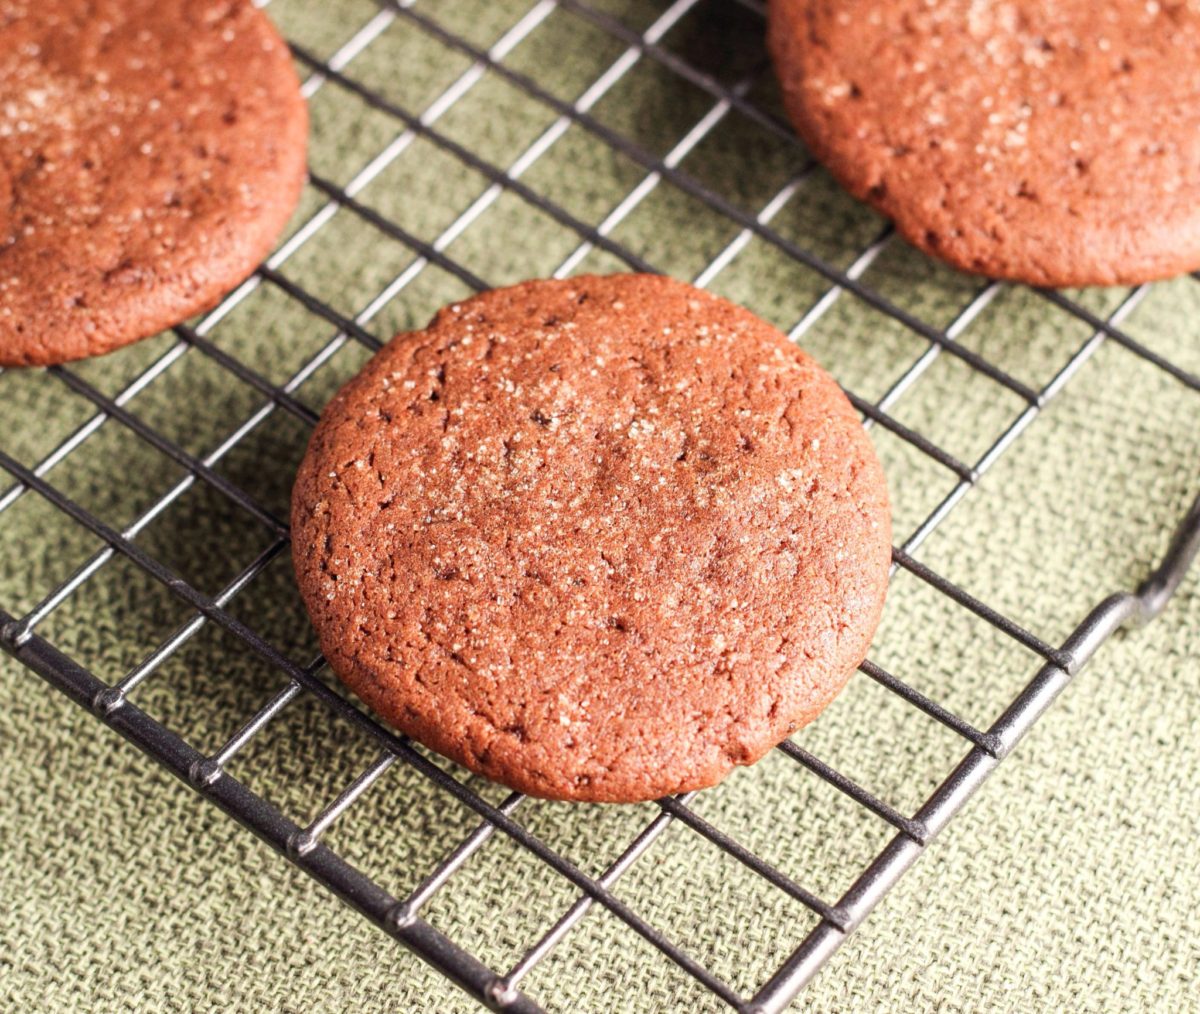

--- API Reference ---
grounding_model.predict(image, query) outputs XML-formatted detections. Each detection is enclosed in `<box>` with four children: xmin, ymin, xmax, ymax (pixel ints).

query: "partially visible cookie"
<box><xmin>0</xmin><ymin>0</ymin><xmax>308</xmax><ymax>366</ymax></box>
<box><xmin>292</xmin><ymin>274</ymin><xmax>891</xmax><ymax>803</ymax></box>
<box><xmin>768</xmin><ymin>0</ymin><xmax>1200</xmax><ymax>286</ymax></box>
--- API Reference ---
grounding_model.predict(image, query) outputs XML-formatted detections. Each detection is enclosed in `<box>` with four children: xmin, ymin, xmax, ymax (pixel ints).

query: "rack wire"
<box><xmin>2</xmin><ymin>0</ymin><xmax>1199</xmax><ymax>1010</ymax></box>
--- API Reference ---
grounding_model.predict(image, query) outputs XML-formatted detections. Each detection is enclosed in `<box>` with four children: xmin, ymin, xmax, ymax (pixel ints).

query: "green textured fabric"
<box><xmin>1</xmin><ymin>1</ymin><xmax>1198</xmax><ymax>1011</ymax></box>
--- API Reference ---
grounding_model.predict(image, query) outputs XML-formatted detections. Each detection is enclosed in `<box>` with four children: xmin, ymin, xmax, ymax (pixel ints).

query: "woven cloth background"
<box><xmin>2</xmin><ymin>0</ymin><xmax>1198</xmax><ymax>1010</ymax></box>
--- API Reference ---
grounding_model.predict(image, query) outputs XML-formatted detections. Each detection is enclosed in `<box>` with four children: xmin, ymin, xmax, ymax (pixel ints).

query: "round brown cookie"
<box><xmin>292</xmin><ymin>275</ymin><xmax>891</xmax><ymax>803</ymax></box>
<box><xmin>0</xmin><ymin>0</ymin><xmax>307</xmax><ymax>366</ymax></box>
<box><xmin>768</xmin><ymin>0</ymin><xmax>1200</xmax><ymax>287</ymax></box>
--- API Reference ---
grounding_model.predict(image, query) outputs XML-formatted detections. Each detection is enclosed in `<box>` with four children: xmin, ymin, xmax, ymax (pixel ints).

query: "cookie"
<box><xmin>0</xmin><ymin>0</ymin><xmax>307</xmax><ymax>366</ymax></box>
<box><xmin>292</xmin><ymin>275</ymin><xmax>891</xmax><ymax>803</ymax></box>
<box><xmin>768</xmin><ymin>0</ymin><xmax>1200</xmax><ymax>287</ymax></box>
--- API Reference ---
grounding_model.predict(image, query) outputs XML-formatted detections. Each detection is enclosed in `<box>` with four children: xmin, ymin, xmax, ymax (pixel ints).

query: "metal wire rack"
<box><xmin>2</xmin><ymin>0</ymin><xmax>1199</xmax><ymax>1010</ymax></box>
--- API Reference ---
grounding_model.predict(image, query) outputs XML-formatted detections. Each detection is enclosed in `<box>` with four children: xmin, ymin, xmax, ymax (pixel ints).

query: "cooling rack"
<box><xmin>2</xmin><ymin>0</ymin><xmax>1199</xmax><ymax>1010</ymax></box>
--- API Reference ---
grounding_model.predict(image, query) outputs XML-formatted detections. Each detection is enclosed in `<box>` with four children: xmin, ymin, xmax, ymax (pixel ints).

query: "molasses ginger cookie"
<box><xmin>768</xmin><ymin>0</ymin><xmax>1200</xmax><ymax>286</ymax></box>
<box><xmin>292</xmin><ymin>275</ymin><xmax>891</xmax><ymax>803</ymax></box>
<box><xmin>0</xmin><ymin>0</ymin><xmax>307</xmax><ymax>366</ymax></box>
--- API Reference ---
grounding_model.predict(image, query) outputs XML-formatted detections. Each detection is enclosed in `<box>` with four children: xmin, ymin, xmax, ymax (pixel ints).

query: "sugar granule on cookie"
<box><xmin>292</xmin><ymin>274</ymin><xmax>891</xmax><ymax>803</ymax></box>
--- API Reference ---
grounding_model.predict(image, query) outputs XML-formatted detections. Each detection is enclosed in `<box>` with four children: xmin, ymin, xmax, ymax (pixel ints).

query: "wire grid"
<box><xmin>1</xmin><ymin>0</ymin><xmax>1199</xmax><ymax>1010</ymax></box>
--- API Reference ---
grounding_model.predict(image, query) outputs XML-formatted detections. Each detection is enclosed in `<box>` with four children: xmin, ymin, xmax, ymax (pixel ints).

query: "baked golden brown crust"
<box><xmin>0</xmin><ymin>0</ymin><xmax>308</xmax><ymax>366</ymax></box>
<box><xmin>768</xmin><ymin>0</ymin><xmax>1200</xmax><ymax>286</ymax></box>
<box><xmin>292</xmin><ymin>275</ymin><xmax>891</xmax><ymax>802</ymax></box>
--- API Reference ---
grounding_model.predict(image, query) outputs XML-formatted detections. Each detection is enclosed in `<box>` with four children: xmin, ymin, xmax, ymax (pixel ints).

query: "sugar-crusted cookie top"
<box><xmin>0</xmin><ymin>0</ymin><xmax>307</xmax><ymax>365</ymax></box>
<box><xmin>769</xmin><ymin>0</ymin><xmax>1200</xmax><ymax>286</ymax></box>
<box><xmin>292</xmin><ymin>275</ymin><xmax>891</xmax><ymax>802</ymax></box>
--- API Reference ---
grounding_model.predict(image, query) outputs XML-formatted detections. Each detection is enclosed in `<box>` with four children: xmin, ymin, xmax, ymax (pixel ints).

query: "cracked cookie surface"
<box><xmin>0</xmin><ymin>0</ymin><xmax>307</xmax><ymax>366</ymax></box>
<box><xmin>768</xmin><ymin>0</ymin><xmax>1200</xmax><ymax>286</ymax></box>
<box><xmin>291</xmin><ymin>275</ymin><xmax>891</xmax><ymax>803</ymax></box>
